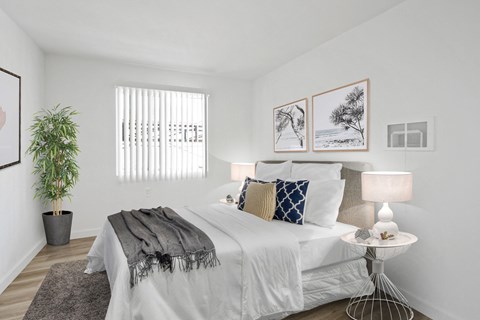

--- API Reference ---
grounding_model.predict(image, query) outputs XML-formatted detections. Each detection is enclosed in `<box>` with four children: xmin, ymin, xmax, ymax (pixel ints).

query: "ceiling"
<box><xmin>0</xmin><ymin>0</ymin><xmax>405</xmax><ymax>79</ymax></box>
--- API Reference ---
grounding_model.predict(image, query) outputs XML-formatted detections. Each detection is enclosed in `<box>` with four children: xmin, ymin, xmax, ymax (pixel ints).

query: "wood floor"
<box><xmin>0</xmin><ymin>237</ymin><xmax>431</xmax><ymax>320</ymax></box>
<box><xmin>0</xmin><ymin>237</ymin><xmax>95</xmax><ymax>320</ymax></box>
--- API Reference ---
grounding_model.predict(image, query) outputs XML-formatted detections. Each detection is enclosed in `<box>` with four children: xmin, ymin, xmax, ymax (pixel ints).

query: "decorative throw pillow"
<box><xmin>243</xmin><ymin>182</ymin><xmax>276</xmax><ymax>221</ymax></box>
<box><xmin>291</xmin><ymin>163</ymin><xmax>342</xmax><ymax>181</ymax></box>
<box><xmin>255</xmin><ymin>160</ymin><xmax>292</xmax><ymax>181</ymax></box>
<box><xmin>274</xmin><ymin>179</ymin><xmax>310</xmax><ymax>225</ymax></box>
<box><xmin>304</xmin><ymin>179</ymin><xmax>346</xmax><ymax>227</ymax></box>
<box><xmin>237</xmin><ymin>177</ymin><xmax>271</xmax><ymax>211</ymax></box>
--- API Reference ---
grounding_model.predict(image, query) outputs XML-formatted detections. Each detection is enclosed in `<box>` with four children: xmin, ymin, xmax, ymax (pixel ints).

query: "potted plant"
<box><xmin>27</xmin><ymin>105</ymin><xmax>80</xmax><ymax>245</ymax></box>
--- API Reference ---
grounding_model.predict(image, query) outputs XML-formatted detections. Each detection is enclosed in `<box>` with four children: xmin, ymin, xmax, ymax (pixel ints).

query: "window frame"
<box><xmin>115</xmin><ymin>85</ymin><xmax>209</xmax><ymax>182</ymax></box>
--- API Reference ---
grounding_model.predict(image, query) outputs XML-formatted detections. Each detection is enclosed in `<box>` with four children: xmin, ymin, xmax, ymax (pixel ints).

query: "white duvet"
<box><xmin>86</xmin><ymin>204</ymin><xmax>304</xmax><ymax>320</ymax></box>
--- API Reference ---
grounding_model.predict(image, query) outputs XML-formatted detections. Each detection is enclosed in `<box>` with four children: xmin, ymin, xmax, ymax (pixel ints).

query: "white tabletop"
<box><xmin>341</xmin><ymin>231</ymin><xmax>418</xmax><ymax>249</ymax></box>
<box><xmin>219</xmin><ymin>198</ymin><xmax>237</xmax><ymax>205</ymax></box>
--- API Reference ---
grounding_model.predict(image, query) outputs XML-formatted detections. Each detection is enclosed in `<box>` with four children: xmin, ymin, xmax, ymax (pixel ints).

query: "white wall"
<box><xmin>0</xmin><ymin>9</ymin><xmax>45</xmax><ymax>293</ymax></box>
<box><xmin>3</xmin><ymin>1</ymin><xmax>478</xmax><ymax>316</ymax></box>
<box><xmin>45</xmin><ymin>55</ymin><xmax>252</xmax><ymax>238</ymax></box>
<box><xmin>252</xmin><ymin>0</ymin><xmax>480</xmax><ymax>319</ymax></box>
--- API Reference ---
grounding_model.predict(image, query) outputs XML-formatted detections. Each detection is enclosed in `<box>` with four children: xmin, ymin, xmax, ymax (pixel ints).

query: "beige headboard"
<box><xmin>257</xmin><ymin>161</ymin><xmax>374</xmax><ymax>229</ymax></box>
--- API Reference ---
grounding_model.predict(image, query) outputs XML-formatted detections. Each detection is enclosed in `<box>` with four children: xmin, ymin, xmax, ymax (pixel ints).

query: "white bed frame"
<box><xmin>90</xmin><ymin>160</ymin><xmax>374</xmax><ymax>320</ymax></box>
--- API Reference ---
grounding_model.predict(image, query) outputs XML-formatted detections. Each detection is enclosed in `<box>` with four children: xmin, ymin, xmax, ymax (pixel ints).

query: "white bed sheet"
<box><xmin>269</xmin><ymin>220</ymin><xmax>362</xmax><ymax>271</ymax></box>
<box><xmin>86</xmin><ymin>204</ymin><xmax>303</xmax><ymax>320</ymax></box>
<box><xmin>258</xmin><ymin>258</ymin><xmax>370</xmax><ymax>320</ymax></box>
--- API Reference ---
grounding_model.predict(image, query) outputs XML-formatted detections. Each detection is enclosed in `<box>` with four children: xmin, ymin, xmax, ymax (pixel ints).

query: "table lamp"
<box><xmin>361</xmin><ymin>171</ymin><xmax>413</xmax><ymax>236</ymax></box>
<box><xmin>231</xmin><ymin>163</ymin><xmax>255</xmax><ymax>182</ymax></box>
<box><xmin>231</xmin><ymin>163</ymin><xmax>255</xmax><ymax>201</ymax></box>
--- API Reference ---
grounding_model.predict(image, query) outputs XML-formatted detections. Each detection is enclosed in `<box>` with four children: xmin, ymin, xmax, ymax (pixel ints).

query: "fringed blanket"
<box><xmin>108</xmin><ymin>207</ymin><xmax>219</xmax><ymax>287</ymax></box>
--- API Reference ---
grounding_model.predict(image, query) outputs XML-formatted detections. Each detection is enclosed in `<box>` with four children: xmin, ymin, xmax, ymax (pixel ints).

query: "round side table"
<box><xmin>341</xmin><ymin>232</ymin><xmax>418</xmax><ymax>320</ymax></box>
<box><xmin>219</xmin><ymin>198</ymin><xmax>237</xmax><ymax>206</ymax></box>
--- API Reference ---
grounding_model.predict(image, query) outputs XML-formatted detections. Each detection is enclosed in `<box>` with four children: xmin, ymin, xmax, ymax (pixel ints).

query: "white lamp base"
<box><xmin>373</xmin><ymin>202</ymin><xmax>399</xmax><ymax>236</ymax></box>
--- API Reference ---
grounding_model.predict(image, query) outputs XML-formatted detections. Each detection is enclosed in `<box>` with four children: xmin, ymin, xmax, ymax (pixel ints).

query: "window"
<box><xmin>115</xmin><ymin>86</ymin><xmax>207</xmax><ymax>181</ymax></box>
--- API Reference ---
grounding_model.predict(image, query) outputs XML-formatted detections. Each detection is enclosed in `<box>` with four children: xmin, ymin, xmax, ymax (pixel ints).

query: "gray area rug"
<box><xmin>23</xmin><ymin>260</ymin><xmax>110</xmax><ymax>320</ymax></box>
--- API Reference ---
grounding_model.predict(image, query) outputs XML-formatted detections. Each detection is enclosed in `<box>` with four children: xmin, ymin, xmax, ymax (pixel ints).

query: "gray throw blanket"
<box><xmin>108</xmin><ymin>207</ymin><xmax>219</xmax><ymax>287</ymax></box>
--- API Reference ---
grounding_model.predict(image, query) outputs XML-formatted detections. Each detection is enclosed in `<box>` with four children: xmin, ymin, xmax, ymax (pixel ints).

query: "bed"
<box><xmin>86</xmin><ymin>161</ymin><xmax>374</xmax><ymax>320</ymax></box>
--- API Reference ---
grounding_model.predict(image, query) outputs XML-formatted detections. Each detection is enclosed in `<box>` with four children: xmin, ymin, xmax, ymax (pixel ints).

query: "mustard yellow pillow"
<box><xmin>243</xmin><ymin>182</ymin><xmax>276</xmax><ymax>221</ymax></box>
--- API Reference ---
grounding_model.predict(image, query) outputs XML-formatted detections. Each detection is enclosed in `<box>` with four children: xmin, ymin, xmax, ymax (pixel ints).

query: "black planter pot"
<box><xmin>42</xmin><ymin>211</ymin><xmax>73</xmax><ymax>246</ymax></box>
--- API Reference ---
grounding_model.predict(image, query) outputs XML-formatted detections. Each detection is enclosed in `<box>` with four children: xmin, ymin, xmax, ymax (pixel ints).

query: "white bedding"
<box><xmin>269</xmin><ymin>220</ymin><xmax>363</xmax><ymax>271</ymax></box>
<box><xmin>258</xmin><ymin>258</ymin><xmax>370</xmax><ymax>320</ymax></box>
<box><xmin>86</xmin><ymin>204</ymin><xmax>303</xmax><ymax>320</ymax></box>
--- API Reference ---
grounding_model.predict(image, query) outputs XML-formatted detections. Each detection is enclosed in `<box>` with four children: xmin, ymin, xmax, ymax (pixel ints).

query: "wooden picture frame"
<box><xmin>0</xmin><ymin>67</ymin><xmax>21</xmax><ymax>170</ymax></box>
<box><xmin>273</xmin><ymin>98</ymin><xmax>308</xmax><ymax>152</ymax></box>
<box><xmin>312</xmin><ymin>79</ymin><xmax>369</xmax><ymax>152</ymax></box>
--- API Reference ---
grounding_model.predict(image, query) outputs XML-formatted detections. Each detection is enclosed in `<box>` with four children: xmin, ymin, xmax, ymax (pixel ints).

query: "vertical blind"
<box><xmin>116</xmin><ymin>86</ymin><xmax>207</xmax><ymax>181</ymax></box>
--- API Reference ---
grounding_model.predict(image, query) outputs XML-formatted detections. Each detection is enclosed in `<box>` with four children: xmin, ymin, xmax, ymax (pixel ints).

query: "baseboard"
<box><xmin>0</xmin><ymin>229</ymin><xmax>99</xmax><ymax>295</ymax></box>
<box><xmin>399</xmin><ymin>286</ymin><xmax>460</xmax><ymax>320</ymax></box>
<box><xmin>71</xmin><ymin>227</ymin><xmax>101</xmax><ymax>239</ymax></box>
<box><xmin>0</xmin><ymin>238</ymin><xmax>46</xmax><ymax>295</ymax></box>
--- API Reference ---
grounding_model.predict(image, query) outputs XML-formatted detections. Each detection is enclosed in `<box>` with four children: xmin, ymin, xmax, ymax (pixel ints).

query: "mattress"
<box><xmin>263</xmin><ymin>214</ymin><xmax>363</xmax><ymax>271</ymax></box>
<box><xmin>258</xmin><ymin>258</ymin><xmax>370</xmax><ymax>320</ymax></box>
<box><xmin>87</xmin><ymin>204</ymin><xmax>367</xmax><ymax>320</ymax></box>
<box><xmin>87</xmin><ymin>204</ymin><xmax>304</xmax><ymax>320</ymax></box>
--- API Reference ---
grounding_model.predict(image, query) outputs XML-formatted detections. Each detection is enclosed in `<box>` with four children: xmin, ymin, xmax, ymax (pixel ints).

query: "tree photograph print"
<box><xmin>0</xmin><ymin>67</ymin><xmax>21</xmax><ymax>169</ymax></box>
<box><xmin>312</xmin><ymin>79</ymin><xmax>369</xmax><ymax>151</ymax></box>
<box><xmin>274</xmin><ymin>98</ymin><xmax>307</xmax><ymax>152</ymax></box>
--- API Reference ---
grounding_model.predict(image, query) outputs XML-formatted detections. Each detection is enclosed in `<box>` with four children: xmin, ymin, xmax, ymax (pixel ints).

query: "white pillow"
<box><xmin>291</xmin><ymin>163</ymin><xmax>342</xmax><ymax>181</ymax></box>
<box><xmin>304</xmin><ymin>179</ymin><xmax>345</xmax><ymax>228</ymax></box>
<box><xmin>255</xmin><ymin>160</ymin><xmax>292</xmax><ymax>181</ymax></box>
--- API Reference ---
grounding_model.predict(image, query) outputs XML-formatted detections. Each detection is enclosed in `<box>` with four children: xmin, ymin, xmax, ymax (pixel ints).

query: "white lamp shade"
<box><xmin>231</xmin><ymin>163</ymin><xmax>255</xmax><ymax>181</ymax></box>
<box><xmin>362</xmin><ymin>171</ymin><xmax>413</xmax><ymax>203</ymax></box>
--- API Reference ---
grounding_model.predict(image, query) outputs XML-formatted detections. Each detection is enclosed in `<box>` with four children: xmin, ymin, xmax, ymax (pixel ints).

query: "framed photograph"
<box><xmin>0</xmin><ymin>67</ymin><xmax>21</xmax><ymax>170</ymax></box>
<box><xmin>386</xmin><ymin>117</ymin><xmax>434</xmax><ymax>151</ymax></box>
<box><xmin>273</xmin><ymin>98</ymin><xmax>307</xmax><ymax>152</ymax></box>
<box><xmin>312</xmin><ymin>79</ymin><xmax>369</xmax><ymax>152</ymax></box>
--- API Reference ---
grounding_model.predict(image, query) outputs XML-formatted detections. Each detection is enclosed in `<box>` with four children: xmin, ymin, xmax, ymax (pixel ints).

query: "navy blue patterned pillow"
<box><xmin>274</xmin><ymin>179</ymin><xmax>310</xmax><ymax>225</ymax></box>
<box><xmin>237</xmin><ymin>177</ymin><xmax>271</xmax><ymax>211</ymax></box>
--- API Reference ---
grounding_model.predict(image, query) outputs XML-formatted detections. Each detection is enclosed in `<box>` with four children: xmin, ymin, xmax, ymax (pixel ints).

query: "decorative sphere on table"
<box><xmin>226</xmin><ymin>194</ymin><xmax>234</xmax><ymax>203</ymax></box>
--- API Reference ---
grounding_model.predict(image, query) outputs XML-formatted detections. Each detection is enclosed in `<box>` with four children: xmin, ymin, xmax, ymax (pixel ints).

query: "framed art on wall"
<box><xmin>0</xmin><ymin>67</ymin><xmax>21</xmax><ymax>170</ymax></box>
<box><xmin>312</xmin><ymin>79</ymin><xmax>369</xmax><ymax>152</ymax></box>
<box><xmin>273</xmin><ymin>98</ymin><xmax>307</xmax><ymax>152</ymax></box>
<box><xmin>386</xmin><ymin>117</ymin><xmax>434</xmax><ymax>151</ymax></box>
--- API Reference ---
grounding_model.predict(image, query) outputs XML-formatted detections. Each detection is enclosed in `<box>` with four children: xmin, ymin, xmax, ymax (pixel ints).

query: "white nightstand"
<box><xmin>341</xmin><ymin>231</ymin><xmax>418</xmax><ymax>320</ymax></box>
<box><xmin>219</xmin><ymin>198</ymin><xmax>237</xmax><ymax>206</ymax></box>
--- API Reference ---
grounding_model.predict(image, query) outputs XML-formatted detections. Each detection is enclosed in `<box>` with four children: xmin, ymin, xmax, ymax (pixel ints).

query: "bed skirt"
<box><xmin>259</xmin><ymin>258</ymin><xmax>369</xmax><ymax>320</ymax></box>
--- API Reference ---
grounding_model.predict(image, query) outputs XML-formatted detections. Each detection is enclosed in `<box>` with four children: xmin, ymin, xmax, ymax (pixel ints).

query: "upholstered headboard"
<box><xmin>257</xmin><ymin>161</ymin><xmax>374</xmax><ymax>229</ymax></box>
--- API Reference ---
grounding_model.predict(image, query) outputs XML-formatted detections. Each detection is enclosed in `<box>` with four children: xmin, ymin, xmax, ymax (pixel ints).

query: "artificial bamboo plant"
<box><xmin>27</xmin><ymin>105</ymin><xmax>80</xmax><ymax>216</ymax></box>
